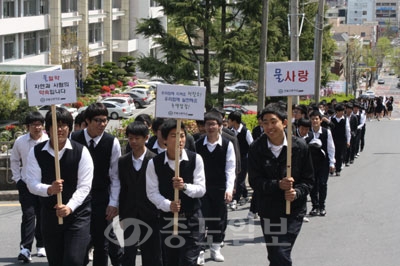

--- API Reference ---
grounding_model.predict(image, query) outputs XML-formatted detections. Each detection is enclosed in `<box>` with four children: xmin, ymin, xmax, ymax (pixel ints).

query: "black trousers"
<box><xmin>17</xmin><ymin>180</ymin><xmax>43</xmax><ymax>251</ymax></box>
<box><xmin>201</xmin><ymin>188</ymin><xmax>228</xmax><ymax>243</ymax></box>
<box><xmin>41</xmin><ymin>203</ymin><xmax>91</xmax><ymax>266</ymax></box>
<box><xmin>234</xmin><ymin>156</ymin><xmax>248</xmax><ymax>201</ymax></box>
<box><xmin>261</xmin><ymin>216</ymin><xmax>303</xmax><ymax>266</ymax></box>
<box><xmin>360</xmin><ymin>125</ymin><xmax>366</xmax><ymax>151</ymax></box>
<box><xmin>121</xmin><ymin>217</ymin><xmax>163</xmax><ymax>266</ymax></box>
<box><xmin>334</xmin><ymin>140</ymin><xmax>346</xmax><ymax>173</ymax></box>
<box><xmin>345</xmin><ymin>136</ymin><xmax>357</xmax><ymax>163</ymax></box>
<box><xmin>310</xmin><ymin>162</ymin><xmax>330</xmax><ymax>209</ymax></box>
<box><xmin>159</xmin><ymin>209</ymin><xmax>204</xmax><ymax>266</ymax></box>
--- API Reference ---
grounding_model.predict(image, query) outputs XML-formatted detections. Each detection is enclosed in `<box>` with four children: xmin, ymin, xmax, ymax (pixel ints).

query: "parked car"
<box><xmin>37</xmin><ymin>104</ymin><xmax>78</xmax><ymax>119</ymax></box>
<box><xmin>102</xmin><ymin>96</ymin><xmax>136</xmax><ymax>111</ymax></box>
<box><xmin>120</xmin><ymin>91</ymin><xmax>150</xmax><ymax>108</ymax></box>
<box><xmin>224</xmin><ymin>83</ymin><xmax>250</xmax><ymax>93</ymax></box>
<box><xmin>377</xmin><ymin>79</ymin><xmax>385</xmax><ymax>84</ymax></box>
<box><xmin>223</xmin><ymin>104</ymin><xmax>257</xmax><ymax>115</ymax></box>
<box><xmin>130</xmin><ymin>84</ymin><xmax>156</xmax><ymax>101</ymax></box>
<box><xmin>360</xmin><ymin>90</ymin><xmax>375</xmax><ymax>99</ymax></box>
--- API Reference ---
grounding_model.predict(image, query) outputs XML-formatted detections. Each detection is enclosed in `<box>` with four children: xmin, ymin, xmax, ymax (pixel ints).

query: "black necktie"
<box><xmin>89</xmin><ymin>139</ymin><xmax>95</xmax><ymax>152</ymax></box>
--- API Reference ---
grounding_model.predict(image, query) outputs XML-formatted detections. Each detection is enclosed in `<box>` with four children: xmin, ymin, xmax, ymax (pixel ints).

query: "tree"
<box><xmin>0</xmin><ymin>76</ymin><xmax>19</xmax><ymax>120</ymax></box>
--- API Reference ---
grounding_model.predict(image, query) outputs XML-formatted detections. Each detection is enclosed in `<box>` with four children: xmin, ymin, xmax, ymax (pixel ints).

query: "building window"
<box><xmin>24</xmin><ymin>32</ymin><xmax>36</xmax><ymax>56</ymax></box>
<box><xmin>4</xmin><ymin>35</ymin><xmax>16</xmax><ymax>60</ymax></box>
<box><xmin>39</xmin><ymin>31</ymin><xmax>50</xmax><ymax>53</ymax></box>
<box><xmin>62</xmin><ymin>27</ymin><xmax>78</xmax><ymax>49</ymax></box>
<box><xmin>361</xmin><ymin>32</ymin><xmax>366</xmax><ymax>37</ymax></box>
<box><xmin>4</xmin><ymin>0</ymin><xmax>16</xmax><ymax>18</ymax></box>
<box><xmin>40</xmin><ymin>0</ymin><xmax>49</xmax><ymax>14</ymax></box>
<box><xmin>363</xmin><ymin>11</ymin><xmax>367</xmax><ymax>15</ymax></box>
<box><xmin>24</xmin><ymin>0</ymin><xmax>37</xmax><ymax>16</ymax></box>
<box><xmin>89</xmin><ymin>0</ymin><xmax>102</xmax><ymax>10</ymax></box>
<box><xmin>62</xmin><ymin>0</ymin><xmax>77</xmax><ymax>13</ymax></box>
<box><xmin>89</xmin><ymin>23</ymin><xmax>103</xmax><ymax>43</ymax></box>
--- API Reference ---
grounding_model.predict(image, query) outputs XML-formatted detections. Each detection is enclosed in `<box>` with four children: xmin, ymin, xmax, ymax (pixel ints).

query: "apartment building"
<box><xmin>375</xmin><ymin>0</ymin><xmax>400</xmax><ymax>30</ymax></box>
<box><xmin>347</xmin><ymin>0</ymin><xmax>375</xmax><ymax>25</ymax></box>
<box><xmin>0</xmin><ymin>0</ymin><xmax>165</xmax><ymax>87</ymax></box>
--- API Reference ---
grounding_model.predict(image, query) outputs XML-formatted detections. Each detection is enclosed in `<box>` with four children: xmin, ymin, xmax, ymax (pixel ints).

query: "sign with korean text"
<box><xmin>155</xmin><ymin>84</ymin><xmax>206</xmax><ymax>120</ymax></box>
<box><xmin>266</xmin><ymin>61</ymin><xmax>315</xmax><ymax>96</ymax></box>
<box><xmin>26</xmin><ymin>69</ymin><xmax>77</xmax><ymax>106</ymax></box>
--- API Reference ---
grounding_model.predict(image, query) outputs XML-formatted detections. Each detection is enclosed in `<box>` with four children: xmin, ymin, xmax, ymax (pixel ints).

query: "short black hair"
<box><xmin>74</xmin><ymin>111</ymin><xmax>86</xmax><ymax>126</ymax></box>
<box><xmin>125</xmin><ymin>121</ymin><xmax>149</xmax><ymax>137</ymax></box>
<box><xmin>309</xmin><ymin>110</ymin><xmax>322</xmax><ymax>119</ymax></box>
<box><xmin>227</xmin><ymin>111</ymin><xmax>242</xmax><ymax>124</ymax></box>
<box><xmin>135</xmin><ymin>114</ymin><xmax>152</xmax><ymax>127</ymax></box>
<box><xmin>45</xmin><ymin>107</ymin><xmax>73</xmax><ymax>134</ymax></box>
<box><xmin>259</xmin><ymin>102</ymin><xmax>287</xmax><ymax>122</ymax></box>
<box><xmin>161</xmin><ymin>119</ymin><xmax>186</xmax><ymax>140</ymax></box>
<box><xmin>297</xmin><ymin>118</ymin><xmax>311</xmax><ymax>128</ymax></box>
<box><xmin>209</xmin><ymin>107</ymin><xmax>225</xmax><ymax>118</ymax></box>
<box><xmin>335</xmin><ymin>104</ymin><xmax>345</xmax><ymax>111</ymax></box>
<box><xmin>152</xmin><ymin>117</ymin><xmax>165</xmax><ymax>132</ymax></box>
<box><xmin>204</xmin><ymin>112</ymin><xmax>223</xmax><ymax>125</ymax></box>
<box><xmin>85</xmin><ymin>103</ymin><xmax>108</xmax><ymax>121</ymax></box>
<box><xmin>25</xmin><ymin>111</ymin><xmax>45</xmax><ymax>125</ymax></box>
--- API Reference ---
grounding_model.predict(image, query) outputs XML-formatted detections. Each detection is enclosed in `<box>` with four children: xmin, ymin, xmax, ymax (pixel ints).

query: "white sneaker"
<box><xmin>247</xmin><ymin>211</ymin><xmax>255</xmax><ymax>219</ymax></box>
<box><xmin>197</xmin><ymin>250</ymin><xmax>205</xmax><ymax>265</ymax></box>
<box><xmin>210</xmin><ymin>243</ymin><xmax>224</xmax><ymax>262</ymax></box>
<box><xmin>230</xmin><ymin>200</ymin><xmax>237</xmax><ymax>211</ymax></box>
<box><xmin>18</xmin><ymin>247</ymin><xmax>32</xmax><ymax>262</ymax></box>
<box><xmin>37</xmin><ymin>247</ymin><xmax>46</xmax><ymax>257</ymax></box>
<box><xmin>88</xmin><ymin>247</ymin><xmax>94</xmax><ymax>261</ymax></box>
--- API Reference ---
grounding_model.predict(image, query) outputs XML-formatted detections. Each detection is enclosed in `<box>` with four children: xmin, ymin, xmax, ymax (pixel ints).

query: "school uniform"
<box><xmin>330</xmin><ymin>116</ymin><xmax>351</xmax><ymax>174</ymax></box>
<box><xmin>146</xmin><ymin>149</ymin><xmax>206</xmax><ymax>266</ymax></box>
<box><xmin>25</xmin><ymin>139</ymin><xmax>93</xmax><ymax>266</ymax></box>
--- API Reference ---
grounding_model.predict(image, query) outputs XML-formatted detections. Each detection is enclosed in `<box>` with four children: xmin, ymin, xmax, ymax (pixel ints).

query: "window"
<box><xmin>363</xmin><ymin>11</ymin><xmax>367</xmax><ymax>15</ymax></box>
<box><xmin>24</xmin><ymin>0</ymin><xmax>37</xmax><ymax>16</ymax></box>
<box><xmin>24</xmin><ymin>32</ymin><xmax>36</xmax><ymax>56</ymax></box>
<box><xmin>62</xmin><ymin>27</ymin><xmax>78</xmax><ymax>49</ymax></box>
<box><xmin>39</xmin><ymin>31</ymin><xmax>50</xmax><ymax>53</ymax></box>
<box><xmin>89</xmin><ymin>0</ymin><xmax>102</xmax><ymax>10</ymax></box>
<box><xmin>89</xmin><ymin>23</ymin><xmax>102</xmax><ymax>43</ymax></box>
<box><xmin>4</xmin><ymin>0</ymin><xmax>16</xmax><ymax>18</ymax></box>
<box><xmin>62</xmin><ymin>0</ymin><xmax>77</xmax><ymax>13</ymax></box>
<box><xmin>4</xmin><ymin>35</ymin><xmax>16</xmax><ymax>60</ymax></box>
<box><xmin>361</xmin><ymin>32</ymin><xmax>366</xmax><ymax>37</ymax></box>
<box><xmin>40</xmin><ymin>0</ymin><xmax>49</xmax><ymax>14</ymax></box>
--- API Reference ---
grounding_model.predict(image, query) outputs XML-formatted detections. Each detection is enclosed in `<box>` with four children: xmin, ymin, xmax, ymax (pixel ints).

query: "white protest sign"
<box><xmin>266</xmin><ymin>60</ymin><xmax>315</xmax><ymax>96</ymax></box>
<box><xmin>155</xmin><ymin>84</ymin><xmax>206</xmax><ymax>120</ymax></box>
<box><xmin>26</xmin><ymin>69</ymin><xmax>77</xmax><ymax>106</ymax></box>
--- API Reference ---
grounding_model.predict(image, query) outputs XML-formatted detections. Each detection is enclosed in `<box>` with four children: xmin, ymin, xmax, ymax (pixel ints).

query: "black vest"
<box><xmin>195</xmin><ymin>136</ymin><xmax>228</xmax><ymax>189</ymax></box>
<box><xmin>236</xmin><ymin>125</ymin><xmax>250</xmax><ymax>156</ymax></box>
<box><xmin>34</xmin><ymin>140</ymin><xmax>90</xmax><ymax>212</ymax></box>
<box><xmin>153</xmin><ymin>150</ymin><xmax>201</xmax><ymax>214</ymax></box>
<box><xmin>307</xmin><ymin>128</ymin><xmax>329</xmax><ymax>168</ymax></box>
<box><xmin>71</xmin><ymin>130</ymin><xmax>114</xmax><ymax>192</ymax></box>
<box><xmin>331</xmin><ymin>117</ymin><xmax>346</xmax><ymax>142</ymax></box>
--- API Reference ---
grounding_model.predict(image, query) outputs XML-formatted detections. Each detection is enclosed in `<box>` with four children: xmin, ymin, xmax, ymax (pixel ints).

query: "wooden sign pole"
<box><xmin>51</xmin><ymin>105</ymin><xmax>63</xmax><ymax>225</ymax></box>
<box><xmin>173</xmin><ymin>118</ymin><xmax>182</xmax><ymax>235</ymax></box>
<box><xmin>286</xmin><ymin>97</ymin><xmax>293</xmax><ymax>215</ymax></box>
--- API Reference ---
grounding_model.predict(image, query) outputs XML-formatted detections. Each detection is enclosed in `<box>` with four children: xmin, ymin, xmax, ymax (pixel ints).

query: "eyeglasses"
<box><xmin>29</xmin><ymin>123</ymin><xmax>43</xmax><ymax>128</ymax></box>
<box><xmin>55</xmin><ymin>123</ymin><xmax>69</xmax><ymax>129</ymax></box>
<box><xmin>92</xmin><ymin>118</ymin><xmax>108</xmax><ymax>125</ymax></box>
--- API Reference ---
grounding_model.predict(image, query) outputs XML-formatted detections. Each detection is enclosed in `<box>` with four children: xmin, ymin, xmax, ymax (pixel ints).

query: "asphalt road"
<box><xmin>1</xmin><ymin>117</ymin><xmax>399</xmax><ymax>265</ymax></box>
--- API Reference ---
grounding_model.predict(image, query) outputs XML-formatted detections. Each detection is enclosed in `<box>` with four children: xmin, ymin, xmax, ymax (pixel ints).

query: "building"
<box><xmin>375</xmin><ymin>0</ymin><xmax>400</xmax><ymax>35</ymax></box>
<box><xmin>347</xmin><ymin>0</ymin><xmax>375</xmax><ymax>25</ymax></box>
<box><xmin>0</xmin><ymin>0</ymin><xmax>166</xmax><ymax>98</ymax></box>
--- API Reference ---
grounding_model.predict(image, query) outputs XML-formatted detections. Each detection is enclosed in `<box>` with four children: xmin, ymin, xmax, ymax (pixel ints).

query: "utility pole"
<box><xmin>314</xmin><ymin>0</ymin><xmax>325</xmax><ymax>104</ymax></box>
<box><xmin>290</xmin><ymin>0</ymin><xmax>299</xmax><ymax>105</ymax></box>
<box><xmin>345</xmin><ymin>43</ymin><xmax>350</xmax><ymax>97</ymax></box>
<box><xmin>257</xmin><ymin>0</ymin><xmax>269</xmax><ymax>112</ymax></box>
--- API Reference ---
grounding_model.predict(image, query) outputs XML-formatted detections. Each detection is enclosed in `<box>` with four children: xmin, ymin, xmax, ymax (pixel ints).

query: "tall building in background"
<box><xmin>347</xmin><ymin>0</ymin><xmax>375</xmax><ymax>24</ymax></box>
<box><xmin>375</xmin><ymin>0</ymin><xmax>400</xmax><ymax>34</ymax></box>
<box><xmin>0</xmin><ymin>0</ymin><xmax>165</xmax><ymax>79</ymax></box>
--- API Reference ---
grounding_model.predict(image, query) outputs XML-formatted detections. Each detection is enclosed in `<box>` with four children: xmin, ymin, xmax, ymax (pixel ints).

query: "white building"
<box><xmin>347</xmin><ymin>0</ymin><xmax>375</xmax><ymax>25</ymax></box>
<box><xmin>375</xmin><ymin>0</ymin><xmax>400</xmax><ymax>31</ymax></box>
<box><xmin>0</xmin><ymin>0</ymin><xmax>166</xmax><ymax>97</ymax></box>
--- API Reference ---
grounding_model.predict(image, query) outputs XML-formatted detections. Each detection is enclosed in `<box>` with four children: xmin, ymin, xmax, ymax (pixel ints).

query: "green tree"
<box><xmin>0</xmin><ymin>76</ymin><xmax>19</xmax><ymax>120</ymax></box>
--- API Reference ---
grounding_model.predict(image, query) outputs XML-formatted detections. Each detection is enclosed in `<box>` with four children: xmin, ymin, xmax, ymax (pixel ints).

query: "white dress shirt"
<box><xmin>25</xmin><ymin>139</ymin><xmax>93</xmax><ymax>212</ymax></box>
<box><xmin>202</xmin><ymin>134</ymin><xmax>236</xmax><ymax>193</ymax></box>
<box><xmin>10</xmin><ymin>132</ymin><xmax>48</xmax><ymax>183</ymax></box>
<box><xmin>232</xmin><ymin>123</ymin><xmax>254</xmax><ymax>146</ymax></box>
<box><xmin>83</xmin><ymin>129</ymin><xmax>121</xmax><ymax>207</ymax></box>
<box><xmin>132</xmin><ymin>148</ymin><xmax>146</xmax><ymax>171</ymax></box>
<box><xmin>146</xmin><ymin>149</ymin><xmax>206</xmax><ymax>213</ymax></box>
<box><xmin>312</xmin><ymin>127</ymin><xmax>336</xmax><ymax>168</ymax></box>
<box><xmin>152</xmin><ymin>139</ymin><xmax>167</xmax><ymax>154</ymax></box>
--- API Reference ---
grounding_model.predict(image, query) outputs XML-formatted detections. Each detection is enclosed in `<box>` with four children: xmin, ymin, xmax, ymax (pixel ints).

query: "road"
<box><xmin>1</xmin><ymin>117</ymin><xmax>400</xmax><ymax>265</ymax></box>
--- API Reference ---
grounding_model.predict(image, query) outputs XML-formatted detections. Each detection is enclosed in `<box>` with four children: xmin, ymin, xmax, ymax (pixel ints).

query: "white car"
<box><xmin>79</xmin><ymin>101</ymin><xmax>133</xmax><ymax>120</ymax></box>
<box><xmin>37</xmin><ymin>104</ymin><xmax>78</xmax><ymax>120</ymax></box>
<box><xmin>224</xmin><ymin>83</ymin><xmax>250</xmax><ymax>93</ymax></box>
<box><xmin>102</xmin><ymin>96</ymin><xmax>136</xmax><ymax>111</ymax></box>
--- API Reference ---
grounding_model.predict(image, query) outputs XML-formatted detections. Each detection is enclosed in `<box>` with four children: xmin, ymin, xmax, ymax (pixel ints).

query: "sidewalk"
<box><xmin>0</xmin><ymin>190</ymin><xmax>18</xmax><ymax>201</ymax></box>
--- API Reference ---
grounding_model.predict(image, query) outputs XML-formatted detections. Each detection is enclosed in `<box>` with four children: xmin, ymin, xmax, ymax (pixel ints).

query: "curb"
<box><xmin>0</xmin><ymin>190</ymin><xmax>18</xmax><ymax>201</ymax></box>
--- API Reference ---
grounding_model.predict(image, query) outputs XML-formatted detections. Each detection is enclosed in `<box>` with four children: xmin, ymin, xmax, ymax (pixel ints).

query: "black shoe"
<box><xmin>319</xmin><ymin>209</ymin><xmax>326</xmax><ymax>216</ymax></box>
<box><xmin>309</xmin><ymin>208</ymin><xmax>320</xmax><ymax>216</ymax></box>
<box><xmin>336</xmin><ymin>172</ymin><xmax>341</xmax><ymax>176</ymax></box>
<box><xmin>350</xmin><ymin>160</ymin><xmax>354</xmax><ymax>164</ymax></box>
<box><xmin>345</xmin><ymin>163</ymin><xmax>350</xmax><ymax>167</ymax></box>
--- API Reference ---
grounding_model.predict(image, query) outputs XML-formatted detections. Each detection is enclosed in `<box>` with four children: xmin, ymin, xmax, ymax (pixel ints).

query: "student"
<box><xmin>118</xmin><ymin>121</ymin><xmax>162</xmax><ymax>266</ymax></box>
<box><xmin>25</xmin><ymin>107</ymin><xmax>94</xmax><ymax>266</ymax></box>
<box><xmin>10</xmin><ymin>111</ymin><xmax>48</xmax><ymax>262</ymax></box>
<box><xmin>195</xmin><ymin>112</ymin><xmax>236</xmax><ymax>264</ymax></box>
<box><xmin>248</xmin><ymin>103</ymin><xmax>314</xmax><ymax>266</ymax></box>
<box><xmin>307</xmin><ymin>111</ymin><xmax>335</xmax><ymax>216</ymax></box>
<box><xmin>146</xmin><ymin>119</ymin><xmax>206</xmax><ymax>266</ymax></box>
<box><xmin>227</xmin><ymin>111</ymin><xmax>253</xmax><ymax>209</ymax></box>
<box><xmin>71</xmin><ymin>103</ymin><xmax>123</xmax><ymax>266</ymax></box>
